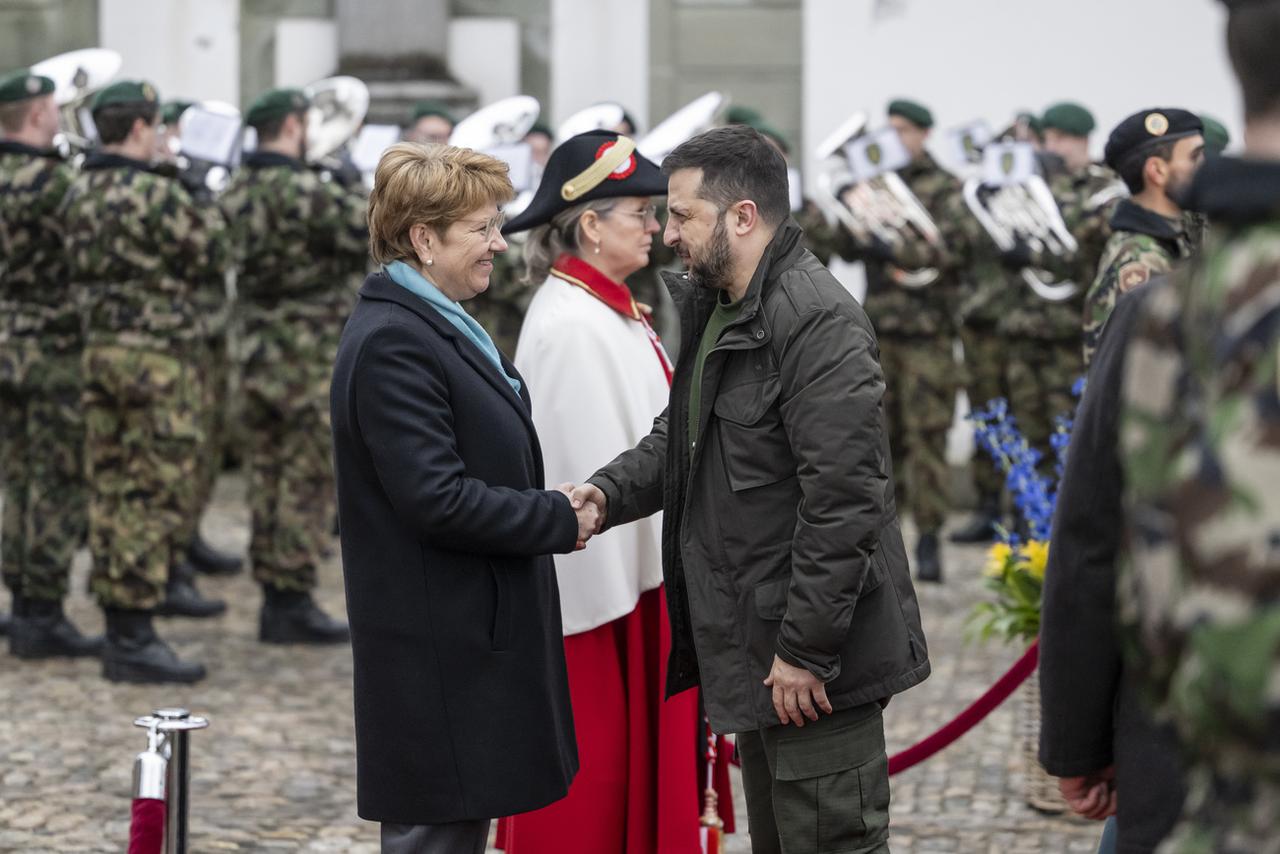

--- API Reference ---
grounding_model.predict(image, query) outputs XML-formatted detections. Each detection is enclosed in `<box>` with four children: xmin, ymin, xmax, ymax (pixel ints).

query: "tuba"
<box><xmin>962</xmin><ymin>141</ymin><xmax>1081</xmax><ymax>301</ymax></box>
<box><xmin>813</xmin><ymin>113</ymin><xmax>942</xmax><ymax>287</ymax></box>
<box><xmin>31</xmin><ymin>48</ymin><xmax>122</xmax><ymax>156</ymax></box>
<box><xmin>637</xmin><ymin>92</ymin><xmax>725</xmax><ymax>166</ymax></box>
<box><xmin>303</xmin><ymin>75</ymin><xmax>370</xmax><ymax>179</ymax></box>
<box><xmin>555</xmin><ymin>102</ymin><xmax>627</xmax><ymax>146</ymax></box>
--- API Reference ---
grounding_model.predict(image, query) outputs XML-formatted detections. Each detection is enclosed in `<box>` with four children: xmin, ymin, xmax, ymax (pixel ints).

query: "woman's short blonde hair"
<box><xmin>367</xmin><ymin>142</ymin><xmax>515</xmax><ymax>265</ymax></box>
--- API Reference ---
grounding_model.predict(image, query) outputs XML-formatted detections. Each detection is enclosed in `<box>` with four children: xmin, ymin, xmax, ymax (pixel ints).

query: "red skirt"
<box><xmin>496</xmin><ymin>585</ymin><xmax>734</xmax><ymax>853</ymax></box>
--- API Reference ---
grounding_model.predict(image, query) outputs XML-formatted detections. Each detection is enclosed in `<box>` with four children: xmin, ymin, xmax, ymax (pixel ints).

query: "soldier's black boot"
<box><xmin>259</xmin><ymin>587</ymin><xmax>350</xmax><ymax>645</ymax></box>
<box><xmin>916</xmin><ymin>532</ymin><xmax>943</xmax><ymax>583</ymax></box>
<box><xmin>102</xmin><ymin>608</ymin><xmax>206</xmax><ymax>684</ymax></box>
<box><xmin>949</xmin><ymin>494</ymin><xmax>1002</xmax><ymax>544</ymax></box>
<box><xmin>9</xmin><ymin>596</ymin><xmax>104</xmax><ymax>659</ymax></box>
<box><xmin>187</xmin><ymin>533</ymin><xmax>244</xmax><ymax>576</ymax></box>
<box><xmin>156</xmin><ymin>561</ymin><xmax>227</xmax><ymax>618</ymax></box>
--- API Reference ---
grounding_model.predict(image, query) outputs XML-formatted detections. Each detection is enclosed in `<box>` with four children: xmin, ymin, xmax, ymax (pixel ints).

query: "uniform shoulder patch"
<box><xmin>1117</xmin><ymin>261</ymin><xmax>1152</xmax><ymax>293</ymax></box>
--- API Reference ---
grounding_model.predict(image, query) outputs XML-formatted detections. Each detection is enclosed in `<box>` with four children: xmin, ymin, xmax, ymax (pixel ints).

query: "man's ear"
<box><xmin>732</xmin><ymin>200</ymin><xmax>760</xmax><ymax>236</ymax></box>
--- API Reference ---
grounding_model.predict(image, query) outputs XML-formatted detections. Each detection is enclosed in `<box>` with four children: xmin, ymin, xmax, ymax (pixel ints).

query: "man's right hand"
<box><xmin>556</xmin><ymin>483</ymin><xmax>607</xmax><ymax>550</ymax></box>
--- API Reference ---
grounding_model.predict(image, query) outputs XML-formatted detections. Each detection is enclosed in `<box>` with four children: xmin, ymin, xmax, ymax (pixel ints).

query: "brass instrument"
<box><xmin>962</xmin><ymin>141</ymin><xmax>1080</xmax><ymax>301</ymax></box>
<box><xmin>636</xmin><ymin>92</ymin><xmax>725</xmax><ymax>166</ymax></box>
<box><xmin>31</xmin><ymin>48</ymin><xmax>122</xmax><ymax>155</ymax></box>
<box><xmin>555</xmin><ymin>102</ymin><xmax>626</xmax><ymax>146</ymax></box>
<box><xmin>304</xmin><ymin>75</ymin><xmax>370</xmax><ymax>166</ymax></box>
<box><xmin>813</xmin><ymin>113</ymin><xmax>942</xmax><ymax>288</ymax></box>
<box><xmin>450</xmin><ymin>96</ymin><xmax>543</xmax><ymax>218</ymax></box>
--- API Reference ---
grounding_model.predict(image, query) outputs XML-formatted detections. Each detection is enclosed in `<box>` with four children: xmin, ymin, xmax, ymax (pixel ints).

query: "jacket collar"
<box><xmin>1184</xmin><ymin>155</ymin><xmax>1280</xmax><ymax>227</ymax></box>
<box><xmin>550</xmin><ymin>253</ymin><xmax>642</xmax><ymax>320</ymax></box>
<box><xmin>82</xmin><ymin>150</ymin><xmax>151</xmax><ymax>173</ymax></box>
<box><xmin>357</xmin><ymin>272</ymin><xmax>537</xmax><ymax>433</ymax></box>
<box><xmin>243</xmin><ymin>150</ymin><xmax>306</xmax><ymax>172</ymax></box>
<box><xmin>1109</xmin><ymin>198</ymin><xmax>1184</xmax><ymax>241</ymax></box>
<box><xmin>0</xmin><ymin>140</ymin><xmax>60</xmax><ymax>160</ymax></box>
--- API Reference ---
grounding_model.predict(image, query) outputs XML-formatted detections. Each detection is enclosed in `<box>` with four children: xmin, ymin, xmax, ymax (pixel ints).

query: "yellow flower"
<box><xmin>984</xmin><ymin>542</ymin><xmax>1014</xmax><ymax>577</ymax></box>
<box><xmin>1020</xmin><ymin>540</ymin><xmax>1049</xmax><ymax>581</ymax></box>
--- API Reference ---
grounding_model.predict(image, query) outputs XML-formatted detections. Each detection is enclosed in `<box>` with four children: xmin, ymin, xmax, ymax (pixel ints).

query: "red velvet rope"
<box><xmin>127</xmin><ymin>797</ymin><xmax>166</xmax><ymax>854</ymax></box>
<box><xmin>888</xmin><ymin>640</ymin><xmax>1039</xmax><ymax>776</ymax></box>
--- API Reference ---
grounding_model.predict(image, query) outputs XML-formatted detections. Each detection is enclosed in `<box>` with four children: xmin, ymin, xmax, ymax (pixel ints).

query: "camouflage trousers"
<box><xmin>0</xmin><ymin>344</ymin><xmax>88</xmax><ymax>602</ymax></box>
<box><xmin>878</xmin><ymin>333</ymin><xmax>958</xmax><ymax>533</ymax></box>
<box><xmin>172</xmin><ymin>335</ymin><xmax>233</xmax><ymax>552</ymax></box>
<box><xmin>243</xmin><ymin>335</ymin><xmax>336</xmax><ymax>593</ymax></box>
<box><xmin>83</xmin><ymin>345</ymin><xmax>203</xmax><ymax>610</ymax></box>
<box><xmin>959</xmin><ymin>323</ymin><xmax>1010</xmax><ymax>499</ymax></box>
<box><xmin>1005</xmin><ymin>337</ymin><xmax>1082</xmax><ymax>472</ymax></box>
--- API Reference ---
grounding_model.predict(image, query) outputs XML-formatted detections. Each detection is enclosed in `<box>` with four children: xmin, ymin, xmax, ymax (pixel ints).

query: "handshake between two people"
<box><xmin>554</xmin><ymin>482</ymin><xmax>608</xmax><ymax>551</ymax></box>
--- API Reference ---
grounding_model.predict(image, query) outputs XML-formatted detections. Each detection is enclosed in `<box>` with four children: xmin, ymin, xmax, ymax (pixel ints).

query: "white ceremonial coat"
<box><xmin>514</xmin><ymin>272</ymin><xmax>670</xmax><ymax>636</ymax></box>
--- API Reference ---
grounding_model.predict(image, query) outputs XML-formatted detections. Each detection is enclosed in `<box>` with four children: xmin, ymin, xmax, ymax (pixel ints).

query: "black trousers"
<box><xmin>737</xmin><ymin>702</ymin><xmax>891</xmax><ymax>854</ymax></box>
<box><xmin>380</xmin><ymin>819</ymin><xmax>491</xmax><ymax>854</ymax></box>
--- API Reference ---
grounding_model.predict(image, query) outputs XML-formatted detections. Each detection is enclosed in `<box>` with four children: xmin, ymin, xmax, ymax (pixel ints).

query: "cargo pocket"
<box><xmin>772</xmin><ymin>708</ymin><xmax>889</xmax><ymax>852</ymax></box>
<box><xmin>714</xmin><ymin>378</ymin><xmax>794</xmax><ymax>492</ymax></box>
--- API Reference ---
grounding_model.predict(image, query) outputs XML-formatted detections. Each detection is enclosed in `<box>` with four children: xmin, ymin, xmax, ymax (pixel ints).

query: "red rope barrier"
<box><xmin>127</xmin><ymin>797</ymin><xmax>166</xmax><ymax>854</ymax></box>
<box><xmin>887</xmin><ymin>640</ymin><xmax>1039</xmax><ymax>776</ymax></box>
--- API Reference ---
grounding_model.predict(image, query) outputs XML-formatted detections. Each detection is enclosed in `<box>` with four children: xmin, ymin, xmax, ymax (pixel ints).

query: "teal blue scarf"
<box><xmin>384</xmin><ymin>260</ymin><xmax>521</xmax><ymax>394</ymax></box>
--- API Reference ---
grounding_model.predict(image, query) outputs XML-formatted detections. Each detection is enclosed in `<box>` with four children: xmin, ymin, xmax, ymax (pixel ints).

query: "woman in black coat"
<box><xmin>330</xmin><ymin>143</ymin><xmax>599</xmax><ymax>853</ymax></box>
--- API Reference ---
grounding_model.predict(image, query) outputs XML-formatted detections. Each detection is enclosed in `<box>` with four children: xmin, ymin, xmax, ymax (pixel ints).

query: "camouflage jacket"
<box><xmin>60</xmin><ymin>151</ymin><xmax>228</xmax><ymax>352</ymax></box>
<box><xmin>862</xmin><ymin>152</ymin><xmax>970</xmax><ymax>338</ymax></box>
<box><xmin>1083</xmin><ymin>199</ymin><xmax>1193</xmax><ymax>366</ymax></box>
<box><xmin>0</xmin><ymin>141</ymin><xmax>77</xmax><ymax>349</ymax></box>
<box><xmin>1119</xmin><ymin>156</ymin><xmax>1280</xmax><ymax>853</ymax></box>
<box><xmin>999</xmin><ymin>163</ymin><xmax>1126</xmax><ymax>340</ymax></box>
<box><xmin>218</xmin><ymin>151</ymin><xmax>369</xmax><ymax>337</ymax></box>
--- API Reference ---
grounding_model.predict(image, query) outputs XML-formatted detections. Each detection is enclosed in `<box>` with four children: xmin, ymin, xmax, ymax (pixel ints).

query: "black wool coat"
<box><xmin>330</xmin><ymin>272</ymin><xmax>580</xmax><ymax>824</ymax></box>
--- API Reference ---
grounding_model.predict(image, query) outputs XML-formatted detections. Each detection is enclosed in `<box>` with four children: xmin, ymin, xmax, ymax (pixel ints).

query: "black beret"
<box><xmin>1104</xmin><ymin>108</ymin><xmax>1204</xmax><ymax>171</ymax></box>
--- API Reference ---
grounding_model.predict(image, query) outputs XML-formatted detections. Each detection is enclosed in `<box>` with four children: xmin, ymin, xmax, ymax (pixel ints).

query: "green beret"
<box><xmin>91</xmin><ymin>80</ymin><xmax>160</xmax><ymax>113</ymax></box>
<box><xmin>1200</xmin><ymin>114</ymin><xmax>1230</xmax><ymax>155</ymax></box>
<box><xmin>245</xmin><ymin>88</ymin><xmax>310</xmax><ymax>128</ymax></box>
<box><xmin>526</xmin><ymin>121</ymin><xmax>553</xmax><ymax>138</ymax></box>
<box><xmin>411</xmin><ymin>100</ymin><xmax>454</xmax><ymax>124</ymax></box>
<box><xmin>1104</xmin><ymin>108</ymin><xmax>1204</xmax><ymax>172</ymax></box>
<box><xmin>0</xmin><ymin>68</ymin><xmax>54</xmax><ymax>103</ymax></box>
<box><xmin>748</xmin><ymin>119</ymin><xmax>790</xmax><ymax>154</ymax></box>
<box><xmin>1041</xmin><ymin>102</ymin><xmax>1095</xmax><ymax>136</ymax></box>
<box><xmin>887</xmin><ymin>99</ymin><xmax>933</xmax><ymax>130</ymax></box>
<box><xmin>726</xmin><ymin>105</ymin><xmax>763</xmax><ymax>126</ymax></box>
<box><xmin>1015</xmin><ymin>110</ymin><xmax>1043</xmax><ymax>136</ymax></box>
<box><xmin>161</xmin><ymin>100</ymin><xmax>193</xmax><ymax>126</ymax></box>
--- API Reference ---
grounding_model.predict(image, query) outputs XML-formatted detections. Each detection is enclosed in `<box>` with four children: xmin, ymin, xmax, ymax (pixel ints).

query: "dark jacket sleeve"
<box><xmin>586</xmin><ymin>408</ymin><xmax>669</xmax><ymax>531</ymax></box>
<box><xmin>773</xmin><ymin>307</ymin><xmax>890</xmax><ymax>680</ymax></box>
<box><xmin>1039</xmin><ymin>285</ymin><xmax>1152</xmax><ymax>776</ymax></box>
<box><xmin>354</xmin><ymin>320</ymin><xmax>579</xmax><ymax>557</ymax></box>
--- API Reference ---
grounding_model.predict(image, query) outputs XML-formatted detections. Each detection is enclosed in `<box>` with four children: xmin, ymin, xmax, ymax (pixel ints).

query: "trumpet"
<box><xmin>813</xmin><ymin>113</ymin><xmax>941</xmax><ymax>288</ymax></box>
<box><xmin>962</xmin><ymin>142</ymin><xmax>1080</xmax><ymax>302</ymax></box>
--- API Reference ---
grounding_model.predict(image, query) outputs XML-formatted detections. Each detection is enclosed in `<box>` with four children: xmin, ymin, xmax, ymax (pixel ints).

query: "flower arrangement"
<box><xmin>966</xmin><ymin>398</ymin><xmax>1073</xmax><ymax>644</ymax></box>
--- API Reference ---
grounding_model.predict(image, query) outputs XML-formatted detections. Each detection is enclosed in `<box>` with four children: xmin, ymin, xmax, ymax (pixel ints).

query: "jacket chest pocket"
<box><xmin>713</xmin><ymin>374</ymin><xmax>796</xmax><ymax>492</ymax></box>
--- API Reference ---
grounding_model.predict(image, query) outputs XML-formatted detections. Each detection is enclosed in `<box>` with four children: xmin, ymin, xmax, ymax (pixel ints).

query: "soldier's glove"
<box><xmin>998</xmin><ymin>239</ymin><xmax>1033</xmax><ymax>272</ymax></box>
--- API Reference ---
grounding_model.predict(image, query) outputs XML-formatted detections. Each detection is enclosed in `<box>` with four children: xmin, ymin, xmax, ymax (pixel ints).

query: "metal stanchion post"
<box><xmin>133</xmin><ymin>708</ymin><xmax>210</xmax><ymax>854</ymax></box>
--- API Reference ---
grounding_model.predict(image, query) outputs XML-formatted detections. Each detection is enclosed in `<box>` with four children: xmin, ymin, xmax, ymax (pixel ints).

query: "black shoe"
<box><xmin>188</xmin><ymin>533</ymin><xmax>244</xmax><ymax>576</ymax></box>
<box><xmin>9</xmin><ymin>597</ymin><xmax>104</xmax><ymax>659</ymax></box>
<box><xmin>259</xmin><ymin>588</ymin><xmax>350</xmax><ymax>645</ymax></box>
<box><xmin>916</xmin><ymin>532</ymin><xmax>943</xmax><ymax>583</ymax></box>
<box><xmin>102</xmin><ymin>608</ymin><xmax>206</xmax><ymax>684</ymax></box>
<box><xmin>949</xmin><ymin>495</ymin><xmax>1002</xmax><ymax>544</ymax></box>
<box><xmin>156</xmin><ymin>561</ymin><xmax>227</xmax><ymax>619</ymax></box>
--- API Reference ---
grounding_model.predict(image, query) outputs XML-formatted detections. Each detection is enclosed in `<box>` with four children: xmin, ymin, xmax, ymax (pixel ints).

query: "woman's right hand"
<box><xmin>556</xmin><ymin>483</ymin><xmax>605</xmax><ymax>550</ymax></box>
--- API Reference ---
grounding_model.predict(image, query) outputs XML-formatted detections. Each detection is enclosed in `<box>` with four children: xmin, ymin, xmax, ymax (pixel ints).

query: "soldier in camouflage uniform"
<box><xmin>1118</xmin><ymin>4</ymin><xmax>1280</xmax><ymax>847</ymax></box>
<box><xmin>1084</xmin><ymin>109</ymin><xmax>1205</xmax><ymax>366</ymax></box>
<box><xmin>0</xmin><ymin>68</ymin><xmax>102</xmax><ymax>658</ymax></box>
<box><xmin>218</xmin><ymin>88</ymin><xmax>367</xmax><ymax>644</ymax></box>
<box><xmin>61</xmin><ymin>80</ymin><xmax>229</xmax><ymax>682</ymax></box>
<box><xmin>1000</xmin><ymin>103</ymin><xmax>1126</xmax><ymax>472</ymax></box>
<box><xmin>855</xmin><ymin>99</ymin><xmax>970</xmax><ymax>582</ymax></box>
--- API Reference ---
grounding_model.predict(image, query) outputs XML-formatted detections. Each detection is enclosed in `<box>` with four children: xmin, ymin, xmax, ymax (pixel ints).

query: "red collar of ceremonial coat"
<box><xmin>549</xmin><ymin>253</ymin><xmax>642</xmax><ymax>321</ymax></box>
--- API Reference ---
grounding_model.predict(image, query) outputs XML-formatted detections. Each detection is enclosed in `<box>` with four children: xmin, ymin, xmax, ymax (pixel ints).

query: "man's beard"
<box><xmin>1166</xmin><ymin>170</ymin><xmax>1197</xmax><ymax>211</ymax></box>
<box><xmin>687</xmin><ymin>218</ymin><xmax>733</xmax><ymax>291</ymax></box>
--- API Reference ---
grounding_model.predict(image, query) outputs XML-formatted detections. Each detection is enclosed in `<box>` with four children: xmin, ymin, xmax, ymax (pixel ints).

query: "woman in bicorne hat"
<box><xmin>497</xmin><ymin>130</ymin><xmax>733</xmax><ymax>853</ymax></box>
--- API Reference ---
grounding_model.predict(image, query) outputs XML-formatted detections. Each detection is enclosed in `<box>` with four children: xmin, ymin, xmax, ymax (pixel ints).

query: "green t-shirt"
<box><xmin>688</xmin><ymin>293</ymin><xmax>745</xmax><ymax>451</ymax></box>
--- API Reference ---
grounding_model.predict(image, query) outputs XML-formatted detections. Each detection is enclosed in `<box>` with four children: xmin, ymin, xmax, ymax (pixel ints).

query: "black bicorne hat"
<box><xmin>503</xmin><ymin>130</ymin><xmax>668</xmax><ymax>234</ymax></box>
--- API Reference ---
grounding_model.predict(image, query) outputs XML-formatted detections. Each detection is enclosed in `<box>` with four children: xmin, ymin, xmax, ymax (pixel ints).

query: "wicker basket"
<box><xmin>1018</xmin><ymin>668</ymin><xmax>1069</xmax><ymax>813</ymax></box>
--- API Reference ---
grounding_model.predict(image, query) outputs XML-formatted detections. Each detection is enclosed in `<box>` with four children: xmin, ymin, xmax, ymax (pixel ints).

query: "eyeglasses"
<box><xmin>612</xmin><ymin>204</ymin><xmax>660</xmax><ymax>224</ymax></box>
<box><xmin>460</xmin><ymin>212</ymin><xmax>507</xmax><ymax>240</ymax></box>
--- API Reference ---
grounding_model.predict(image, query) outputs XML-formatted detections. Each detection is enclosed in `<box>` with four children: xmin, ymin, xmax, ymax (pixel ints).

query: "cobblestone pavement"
<box><xmin>0</xmin><ymin>476</ymin><xmax>1105</xmax><ymax>852</ymax></box>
